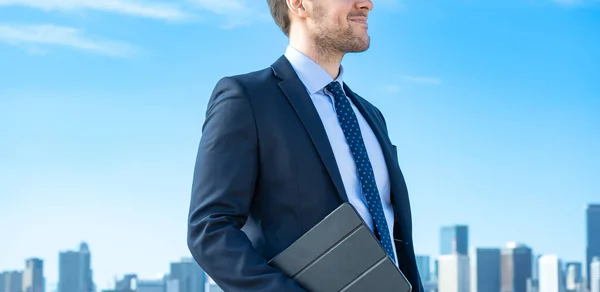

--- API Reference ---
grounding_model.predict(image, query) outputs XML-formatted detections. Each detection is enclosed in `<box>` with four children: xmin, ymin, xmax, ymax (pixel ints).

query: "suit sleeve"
<box><xmin>187</xmin><ymin>77</ymin><xmax>307</xmax><ymax>292</ymax></box>
<box><xmin>375</xmin><ymin>107</ymin><xmax>426</xmax><ymax>292</ymax></box>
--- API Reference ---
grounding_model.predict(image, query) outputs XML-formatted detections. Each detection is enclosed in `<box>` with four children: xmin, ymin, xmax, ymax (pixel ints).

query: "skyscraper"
<box><xmin>416</xmin><ymin>255</ymin><xmax>431</xmax><ymax>283</ymax></box>
<box><xmin>501</xmin><ymin>242</ymin><xmax>533</xmax><ymax>292</ymax></box>
<box><xmin>136</xmin><ymin>279</ymin><xmax>163</xmax><ymax>292</ymax></box>
<box><xmin>169</xmin><ymin>258</ymin><xmax>205</xmax><ymax>292</ymax></box>
<box><xmin>526</xmin><ymin>278</ymin><xmax>539</xmax><ymax>292</ymax></box>
<box><xmin>565</xmin><ymin>262</ymin><xmax>582</xmax><ymax>292</ymax></box>
<box><xmin>204</xmin><ymin>277</ymin><xmax>222</xmax><ymax>292</ymax></box>
<box><xmin>438</xmin><ymin>254</ymin><xmax>470</xmax><ymax>292</ymax></box>
<box><xmin>58</xmin><ymin>242</ymin><xmax>95</xmax><ymax>292</ymax></box>
<box><xmin>115</xmin><ymin>274</ymin><xmax>137</xmax><ymax>292</ymax></box>
<box><xmin>2</xmin><ymin>271</ymin><xmax>22</xmax><ymax>292</ymax></box>
<box><xmin>440</xmin><ymin>225</ymin><xmax>469</xmax><ymax>255</ymax></box>
<box><xmin>538</xmin><ymin>255</ymin><xmax>563</xmax><ymax>292</ymax></box>
<box><xmin>533</xmin><ymin>254</ymin><xmax>542</xmax><ymax>281</ymax></box>
<box><xmin>591</xmin><ymin>257</ymin><xmax>600</xmax><ymax>292</ymax></box>
<box><xmin>434</xmin><ymin>259</ymin><xmax>439</xmax><ymax>282</ymax></box>
<box><xmin>471</xmin><ymin>248</ymin><xmax>501</xmax><ymax>292</ymax></box>
<box><xmin>22</xmin><ymin>258</ymin><xmax>44</xmax><ymax>292</ymax></box>
<box><xmin>587</xmin><ymin>204</ymin><xmax>600</xmax><ymax>290</ymax></box>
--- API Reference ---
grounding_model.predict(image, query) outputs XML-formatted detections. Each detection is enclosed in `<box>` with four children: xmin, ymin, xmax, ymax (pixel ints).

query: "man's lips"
<box><xmin>349</xmin><ymin>16</ymin><xmax>368</xmax><ymax>27</ymax></box>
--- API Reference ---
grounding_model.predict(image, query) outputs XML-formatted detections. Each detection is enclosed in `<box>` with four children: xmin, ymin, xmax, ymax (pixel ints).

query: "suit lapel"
<box><xmin>271</xmin><ymin>56</ymin><xmax>349</xmax><ymax>203</ymax></box>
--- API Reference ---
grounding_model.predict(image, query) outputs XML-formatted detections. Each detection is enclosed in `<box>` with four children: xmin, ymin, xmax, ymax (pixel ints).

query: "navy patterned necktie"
<box><xmin>325</xmin><ymin>81</ymin><xmax>396</xmax><ymax>263</ymax></box>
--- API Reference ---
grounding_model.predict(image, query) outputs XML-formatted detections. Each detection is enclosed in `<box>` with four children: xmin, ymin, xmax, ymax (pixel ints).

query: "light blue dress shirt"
<box><xmin>284</xmin><ymin>45</ymin><xmax>399</xmax><ymax>265</ymax></box>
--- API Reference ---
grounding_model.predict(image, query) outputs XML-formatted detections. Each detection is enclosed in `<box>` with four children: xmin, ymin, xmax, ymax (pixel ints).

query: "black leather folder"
<box><xmin>268</xmin><ymin>203</ymin><xmax>412</xmax><ymax>292</ymax></box>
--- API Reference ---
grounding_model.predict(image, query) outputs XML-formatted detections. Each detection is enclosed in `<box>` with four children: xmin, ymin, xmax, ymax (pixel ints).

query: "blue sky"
<box><xmin>1</xmin><ymin>0</ymin><xmax>599</xmax><ymax>289</ymax></box>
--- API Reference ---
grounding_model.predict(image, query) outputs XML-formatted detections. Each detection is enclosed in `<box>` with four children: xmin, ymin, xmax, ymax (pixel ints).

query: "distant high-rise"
<box><xmin>440</xmin><ymin>225</ymin><xmax>469</xmax><ymax>255</ymax></box>
<box><xmin>58</xmin><ymin>242</ymin><xmax>95</xmax><ymax>292</ymax></box>
<box><xmin>2</xmin><ymin>271</ymin><xmax>23</xmax><ymax>292</ymax></box>
<box><xmin>115</xmin><ymin>275</ymin><xmax>137</xmax><ymax>292</ymax></box>
<box><xmin>204</xmin><ymin>277</ymin><xmax>222</xmax><ymax>292</ymax></box>
<box><xmin>438</xmin><ymin>254</ymin><xmax>470</xmax><ymax>292</ymax></box>
<box><xmin>169</xmin><ymin>258</ymin><xmax>205</xmax><ymax>292</ymax></box>
<box><xmin>471</xmin><ymin>248</ymin><xmax>501</xmax><ymax>292</ymax></box>
<box><xmin>526</xmin><ymin>278</ymin><xmax>539</xmax><ymax>292</ymax></box>
<box><xmin>533</xmin><ymin>254</ymin><xmax>542</xmax><ymax>280</ymax></box>
<box><xmin>416</xmin><ymin>255</ymin><xmax>431</xmax><ymax>283</ymax></box>
<box><xmin>23</xmin><ymin>258</ymin><xmax>44</xmax><ymax>292</ymax></box>
<box><xmin>136</xmin><ymin>279</ymin><xmax>163</xmax><ymax>292</ymax></box>
<box><xmin>591</xmin><ymin>257</ymin><xmax>600</xmax><ymax>292</ymax></box>
<box><xmin>434</xmin><ymin>259</ymin><xmax>439</xmax><ymax>281</ymax></box>
<box><xmin>587</xmin><ymin>204</ymin><xmax>600</xmax><ymax>290</ymax></box>
<box><xmin>501</xmin><ymin>242</ymin><xmax>533</xmax><ymax>292</ymax></box>
<box><xmin>565</xmin><ymin>262</ymin><xmax>582</xmax><ymax>292</ymax></box>
<box><xmin>538</xmin><ymin>255</ymin><xmax>563</xmax><ymax>292</ymax></box>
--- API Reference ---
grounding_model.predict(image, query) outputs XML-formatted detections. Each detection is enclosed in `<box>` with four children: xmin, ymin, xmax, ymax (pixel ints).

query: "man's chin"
<box><xmin>349</xmin><ymin>38</ymin><xmax>370</xmax><ymax>53</ymax></box>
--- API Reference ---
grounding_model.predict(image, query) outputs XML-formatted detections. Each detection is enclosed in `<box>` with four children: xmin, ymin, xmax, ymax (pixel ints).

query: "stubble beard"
<box><xmin>311</xmin><ymin>7</ymin><xmax>370</xmax><ymax>63</ymax></box>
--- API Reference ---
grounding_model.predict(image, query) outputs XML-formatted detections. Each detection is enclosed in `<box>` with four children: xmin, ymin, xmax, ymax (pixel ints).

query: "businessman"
<box><xmin>187</xmin><ymin>0</ymin><xmax>423</xmax><ymax>291</ymax></box>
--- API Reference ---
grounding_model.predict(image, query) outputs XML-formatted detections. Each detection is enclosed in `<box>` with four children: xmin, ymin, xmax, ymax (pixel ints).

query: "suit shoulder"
<box><xmin>218</xmin><ymin>67</ymin><xmax>276</xmax><ymax>93</ymax></box>
<box><xmin>207</xmin><ymin>66</ymin><xmax>275</xmax><ymax>107</ymax></box>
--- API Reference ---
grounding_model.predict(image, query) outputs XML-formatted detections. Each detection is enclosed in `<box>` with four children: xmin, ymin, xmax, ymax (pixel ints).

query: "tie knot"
<box><xmin>325</xmin><ymin>81</ymin><xmax>344</xmax><ymax>98</ymax></box>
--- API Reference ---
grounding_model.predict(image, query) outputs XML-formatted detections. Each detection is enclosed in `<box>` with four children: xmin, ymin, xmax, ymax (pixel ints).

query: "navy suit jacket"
<box><xmin>187</xmin><ymin>55</ymin><xmax>423</xmax><ymax>292</ymax></box>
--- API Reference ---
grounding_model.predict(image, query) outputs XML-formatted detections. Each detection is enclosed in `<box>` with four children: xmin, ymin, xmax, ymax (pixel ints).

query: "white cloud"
<box><xmin>186</xmin><ymin>0</ymin><xmax>247</xmax><ymax>15</ymax></box>
<box><xmin>0</xmin><ymin>24</ymin><xmax>136</xmax><ymax>57</ymax></box>
<box><xmin>402</xmin><ymin>75</ymin><xmax>442</xmax><ymax>85</ymax></box>
<box><xmin>186</xmin><ymin>0</ymin><xmax>270</xmax><ymax>28</ymax></box>
<box><xmin>0</xmin><ymin>0</ymin><xmax>264</xmax><ymax>56</ymax></box>
<box><xmin>0</xmin><ymin>0</ymin><xmax>189</xmax><ymax>21</ymax></box>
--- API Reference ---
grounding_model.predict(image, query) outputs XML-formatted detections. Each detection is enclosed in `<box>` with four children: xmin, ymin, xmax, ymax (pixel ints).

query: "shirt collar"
<box><xmin>284</xmin><ymin>45</ymin><xmax>344</xmax><ymax>95</ymax></box>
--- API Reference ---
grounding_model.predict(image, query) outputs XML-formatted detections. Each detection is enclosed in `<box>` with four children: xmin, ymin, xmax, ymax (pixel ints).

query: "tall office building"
<box><xmin>23</xmin><ymin>259</ymin><xmax>44</xmax><ymax>292</ymax></box>
<box><xmin>501</xmin><ymin>242</ymin><xmax>533</xmax><ymax>292</ymax></box>
<box><xmin>2</xmin><ymin>271</ymin><xmax>23</xmax><ymax>292</ymax></box>
<box><xmin>587</xmin><ymin>205</ymin><xmax>600</xmax><ymax>290</ymax></box>
<box><xmin>136</xmin><ymin>279</ymin><xmax>164</xmax><ymax>292</ymax></box>
<box><xmin>591</xmin><ymin>257</ymin><xmax>600</xmax><ymax>292</ymax></box>
<box><xmin>59</xmin><ymin>242</ymin><xmax>95</xmax><ymax>292</ymax></box>
<box><xmin>169</xmin><ymin>258</ymin><xmax>205</xmax><ymax>292</ymax></box>
<box><xmin>438</xmin><ymin>254</ymin><xmax>469</xmax><ymax>292</ymax></box>
<box><xmin>434</xmin><ymin>259</ymin><xmax>439</xmax><ymax>281</ymax></box>
<box><xmin>417</xmin><ymin>255</ymin><xmax>432</xmax><ymax>283</ymax></box>
<box><xmin>471</xmin><ymin>248</ymin><xmax>501</xmax><ymax>292</ymax></box>
<box><xmin>533</xmin><ymin>254</ymin><xmax>542</xmax><ymax>280</ymax></box>
<box><xmin>203</xmin><ymin>277</ymin><xmax>222</xmax><ymax>292</ymax></box>
<box><xmin>440</xmin><ymin>225</ymin><xmax>469</xmax><ymax>255</ymax></box>
<box><xmin>538</xmin><ymin>255</ymin><xmax>563</xmax><ymax>292</ymax></box>
<box><xmin>165</xmin><ymin>279</ymin><xmax>178</xmax><ymax>292</ymax></box>
<box><xmin>115</xmin><ymin>274</ymin><xmax>137</xmax><ymax>292</ymax></box>
<box><xmin>565</xmin><ymin>262</ymin><xmax>582</xmax><ymax>292</ymax></box>
<box><xmin>526</xmin><ymin>278</ymin><xmax>539</xmax><ymax>292</ymax></box>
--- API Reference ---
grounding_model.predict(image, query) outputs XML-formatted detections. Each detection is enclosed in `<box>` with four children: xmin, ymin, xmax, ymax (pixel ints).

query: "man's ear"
<box><xmin>287</xmin><ymin>0</ymin><xmax>309</xmax><ymax>19</ymax></box>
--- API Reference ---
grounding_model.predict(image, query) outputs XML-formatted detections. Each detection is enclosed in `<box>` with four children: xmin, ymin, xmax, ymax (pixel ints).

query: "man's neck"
<box><xmin>289</xmin><ymin>40</ymin><xmax>343</xmax><ymax>80</ymax></box>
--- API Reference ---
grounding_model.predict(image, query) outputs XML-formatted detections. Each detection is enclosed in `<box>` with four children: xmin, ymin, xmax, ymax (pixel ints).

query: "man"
<box><xmin>187</xmin><ymin>0</ymin><xmax>423</xmax><ymax>291</ymax></box>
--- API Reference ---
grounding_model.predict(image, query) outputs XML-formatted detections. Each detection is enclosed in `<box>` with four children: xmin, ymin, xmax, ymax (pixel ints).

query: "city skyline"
<box><xmin>0</xmin><ymin>240</ymin><xmax>593</xmax><ymax>292</ymax></box>
<box><xmin>587</xmin><ymin>205</ymin><xmax>600</xmax><ymax>289</ymax></box>
<box><xmin>2</xmin><ymin>208</ymin><xmax>598</xmax><ymax>292</ymax></box>
<box><xmin>1</xmin><ymin>0</ymin><xmax>599</xmax><ymax>290</ymax></box>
